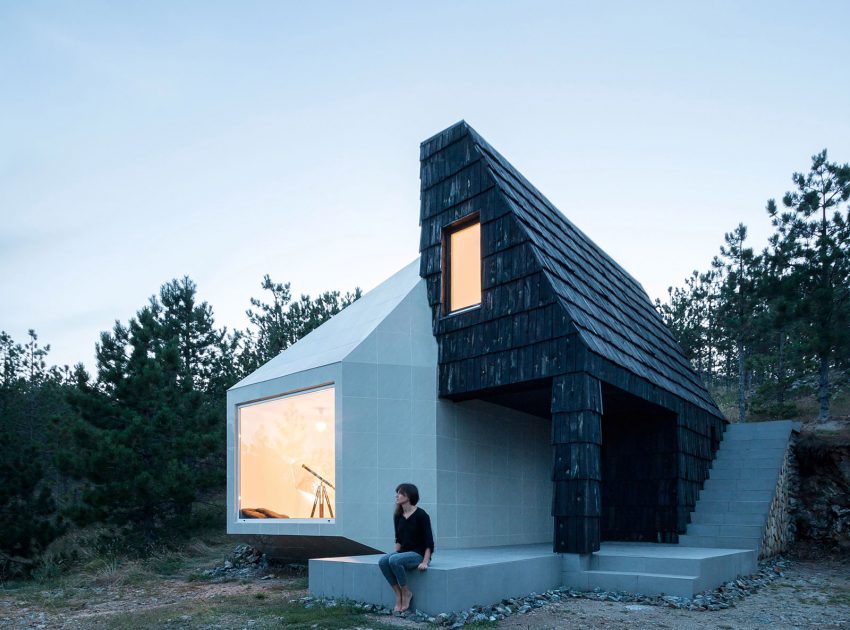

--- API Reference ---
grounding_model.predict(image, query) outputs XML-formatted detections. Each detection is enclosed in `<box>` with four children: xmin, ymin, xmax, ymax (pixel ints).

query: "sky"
<box><xmin>2</xmin><ymin>1</ymin><xmax>849</xmax><ymax>370</ymax></box>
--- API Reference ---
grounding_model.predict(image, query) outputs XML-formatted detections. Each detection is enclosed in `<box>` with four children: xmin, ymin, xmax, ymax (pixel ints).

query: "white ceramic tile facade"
<box><xmin>434</xmin><ymin>399</ymin><xmax>552</xmax><ymax>549</ymax></box>
<box><xmin>227</xmin><ymin>270</ymin><xmax>552</xmax><ymax>553</ymax></box>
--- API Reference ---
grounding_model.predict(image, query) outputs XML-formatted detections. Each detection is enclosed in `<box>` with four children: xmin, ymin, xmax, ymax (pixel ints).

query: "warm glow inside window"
<box><xmin>448</xmin><ymin>221</ymin><xmax>481</xmax><ymax>312</ymax></box>
<box><xmin>238</xmin><ymin>386</ymin><xmax>335</xmax><ymax>520</ymax></box>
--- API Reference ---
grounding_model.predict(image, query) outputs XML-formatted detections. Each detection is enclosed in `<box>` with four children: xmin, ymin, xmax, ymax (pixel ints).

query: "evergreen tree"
<box><xmin>658</xmin><ymin>150</ymin><xmax>850</xmax><ymax>422</ymax></box>
<box><xmin>657</xmin><ymin>268</ymin><xmax>724</xmax><ymax>387</ymax></box>
<box><xmin>243</xmin><ymin>275</ymin><xmax>361</xmax><ymax>370</ymax></box>
<box><xmin>159</xmin><ymin>277</ymin><xmax>224</xmax><ymax>393</ymax></box>
<box><xmin>751</xmin><ymin>231</ymin><xmax>803</xmax><ymax>415</ymax></box>
<box><xmin>61</xmin><ymin>280</ymin><xmax>224</xmax><ymax>544</ymax></box>
<box><xmin>716</xmin><ymin>224</ymin><xmax>760</xmax><ymax>422</ymax></box>
<box><xmin>208</xmin><ymin>329</ymin><xmax>247</xmax><ymax>399</ymax></box>
<box><xmin>768</xmin><ymin>150</ymin><xmax>850</xmax><ymax>421</ymax></box>
<box><xmin>0</xmin><ymin>331</ymin><xmax>67</xmax><ymax>577</ymax></box>
<box><xmin>1</xmin><ymin>331</ymin><xmax>24</xmax><ymax>387</ymax></box>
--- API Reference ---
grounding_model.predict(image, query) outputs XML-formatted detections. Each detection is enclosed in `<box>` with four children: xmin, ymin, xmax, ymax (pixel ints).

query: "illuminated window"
<box><xmin>446</xmin><ymin>219</ymin><xmax>481</xmax><ymax>312</ymax></box>
<box><xmin>238</xmin><ymin>386</ymin><xmax>335</xmax><ymax>520</ymax></box>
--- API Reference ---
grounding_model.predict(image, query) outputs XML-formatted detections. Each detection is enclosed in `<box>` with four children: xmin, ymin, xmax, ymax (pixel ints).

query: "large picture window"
<box><xmin>445</xmin><ymin>218</ymin><xmax>481</xmax><ymax>313</ymax></box>
<box><xmin>238</xmin><ymin>386</ymin><xmax>335</xmax><ymax>520</ymax></box>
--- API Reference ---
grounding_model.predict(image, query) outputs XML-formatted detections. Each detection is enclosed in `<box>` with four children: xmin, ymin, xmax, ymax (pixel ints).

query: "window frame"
<box><xmin>235</xmin><ymin>383</ymin><xmax>336</xmax><ymax>524</ymax></box>
<box><xmin>441</xmin><ymin>213</ymin><xmax>482</xmax><ymax>316</ymax></box>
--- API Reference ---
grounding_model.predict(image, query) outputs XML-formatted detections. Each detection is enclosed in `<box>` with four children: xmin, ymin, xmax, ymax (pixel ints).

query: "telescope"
<box><xmin>302</xmin><ymin>464</ymin><xmax>334</xmax><ymax>518</ymax></box>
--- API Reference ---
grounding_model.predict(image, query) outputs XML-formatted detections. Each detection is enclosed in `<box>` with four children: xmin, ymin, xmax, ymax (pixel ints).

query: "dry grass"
<box><xmin>0</xmin><ymin>525</ymin><xmax>393</xmax><ymax>630</ymax></box>
<box><xmin>97</xmin><ymin>596</ymin><xmax>401</xmax><ymax>630</ymax></box>
<box><xmin>711</xmin><ymin>382</ymin><xmax>850</xmax><ymax>424</ymax></box>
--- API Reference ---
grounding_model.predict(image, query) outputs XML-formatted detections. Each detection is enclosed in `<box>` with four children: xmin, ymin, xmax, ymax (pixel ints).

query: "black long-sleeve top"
<box><xmin>394</xmin><ymin>508</ymin><xmax>435</xmax><ymax>557</ymax></box>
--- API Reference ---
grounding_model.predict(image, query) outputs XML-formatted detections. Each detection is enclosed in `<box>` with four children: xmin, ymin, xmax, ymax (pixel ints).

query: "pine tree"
<box><xmin>752</xmin><ymin>231</ymin><xmax>803</xmax><ymax>415</ymax></box>
<box><xmin>0</xmin><ymin>331</ymin><xmax>67</xmax><ymax>576</ymax></box>
<box><xmin>716</xmin><ymin>224</ymin><xmax>761</xmax><ymax>422</ymax></box>
<box><xmin>768</xmin><ymin>150</ymin><xmax>850</xmax><ymax>421</ymax></box>
<box><xmin>243</xmin><ymin>275</ymin><xmax>361</xmax><ymax>370</ymax></box>
<box><xmin>61</xmin><ymin>280</ymin><xmax>224</xmax><ymax>544</ymax></box>
<box><xmin>159</xmin><ymin>277</ymin><xmax>224</xmax><ymax>392</ymax></box>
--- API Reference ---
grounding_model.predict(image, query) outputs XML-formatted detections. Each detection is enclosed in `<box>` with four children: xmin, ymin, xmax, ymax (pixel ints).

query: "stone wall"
<box><xmin>759</xmin><ymin>433</ymin><xmax>798</xmax><ymax>558</ymax></box>
<box><xmin>793</xmin><ymin>424</ymin><xmax>850</xmax><ymax>551</ymax></box>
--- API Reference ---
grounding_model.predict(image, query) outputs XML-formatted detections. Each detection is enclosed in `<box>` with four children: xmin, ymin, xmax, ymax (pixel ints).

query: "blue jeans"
<box><xmin>378</xmin><ymin>551</ymin><xmax>423</xmax><ymax>588</ymax></box>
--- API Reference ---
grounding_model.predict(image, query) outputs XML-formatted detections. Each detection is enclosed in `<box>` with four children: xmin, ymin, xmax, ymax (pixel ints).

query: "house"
<box><xmin>226</xmin><ymin>121</ymin><xmax>796</xmax><ymax>610</ymax></box>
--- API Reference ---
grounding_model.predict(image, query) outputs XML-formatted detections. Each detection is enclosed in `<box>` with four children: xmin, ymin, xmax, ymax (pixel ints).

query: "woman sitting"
<box><xmin>377</xmin><ymin>483</ymin><xmax>434</xmax><ymax>613</ymax></box>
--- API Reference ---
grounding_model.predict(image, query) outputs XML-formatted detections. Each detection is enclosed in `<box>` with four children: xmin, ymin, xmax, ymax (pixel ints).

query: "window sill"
<box><xmin>236</xmin><ymin>518</ymin><xmax>335</xmax><ymax>525</ymax></box>
<box><xmin>444</xmin><ymin>303</ymin><xmax>481</xmax><ymax>318</ymax></box>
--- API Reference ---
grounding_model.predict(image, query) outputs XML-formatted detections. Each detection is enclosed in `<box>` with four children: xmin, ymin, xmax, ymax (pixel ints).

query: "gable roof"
<box><xmin>230</xmin><ymin>258</ymin><xmax>421</xmax><ymax>390</ymax></box>
<box><xmin>430</xmin><ymin>121</ymin><xmax>720</xmax><ymax>416</ymax></box>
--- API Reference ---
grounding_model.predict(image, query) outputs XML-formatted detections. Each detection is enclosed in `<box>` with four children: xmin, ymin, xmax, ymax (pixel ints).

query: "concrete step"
<box><xmin>721</xmin><ymin>433</ymin><xmax>792</xmax><ymax>443</ymax></box>
<box><xmin>722</xmin><ymin>440</ymin><xmax>789</xmax><ymax>447</ymax></box>
<box><xmin>725</xmin><ymin>419</ymin><xmax>795</xmax><ymax>429</ymax></box>
<box><xmin>693</xmin><ymin>499</ymin><xmax>771</xmax><ymax>515</ymax></box>
<box><xmin>714</xmin><ymin>447</ymin><xmax>788</xmax><ymax>459</ymax></box>
<box><xmin>721</xmin><ymin>435</ymin><xmax>788</xmax><ymax>451</ymax></box>
<box><xmin>724</xmin><ymin>425</ymin><xmax>794</xmax><ymax>435</ymax></box>
<box><xmin>714</xmin><ymin>445</ymin><xmax>787</xmax><ymax>456</ymax></box>
<box><xmin>571</xmin><ymin>544</ymin><xmax>758</xmax><ymax>597</ymax></box>
<box><xmin>705</xmin><ymin>467</ymin><xmax>779</xmax><ymax>480</ymax></box>
<box><xmin>592</xmin><ymin>550</ymin><xmax>704</xmax><ymax>575</ymax></box>
<box><xmin>686</xmin><ymin>523</ymin><xmax>763</xmax><ymax>539</ymax></box>
<box><xmin>711</xmin><ymin>455</ymin><xmax>787</xmax><ymax>468</ymax></box>
<box><xmin>580</xmin><ymin>570</ymin><xmax>699</xmax><ymax>598</ymax></box>
<box><xmin>678</xmin><ymin>534</ymin><xmax>761</xmax><ymax>550</ymax></box>
<box><xmin>698</xmin><ymin>489</ymin><xmax>775</xmax><ymax>502</ymax></box>
<box><xmin>712</xmin><ymin>457</ymin><xmax>786</xmax><ymax>470</ymax></box>
<box><xmin>724</xmin><ymin>420</ymin><xmax>795</xmax><ymax>436</ymax></box>
<box><xmin>591</xmin><ymin>547</ymin><xmax>747</xmax><ymax>579</ymax></box>
<box><xmin>690</xmin><ymin>511</ymin><xmax>766</xmax><ymax>527</ymax></box>
<box><xmin>703</xmin><ymin>477</ymin><xmax>778</xmax><ymax>492</ymax></box>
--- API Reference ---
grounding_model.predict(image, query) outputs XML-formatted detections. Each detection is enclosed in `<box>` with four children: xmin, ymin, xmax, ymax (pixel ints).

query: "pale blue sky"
<box><xmin>2</xmin><ymin>1</ymin><xmax>849</xmax><ymax>369</ymax></box>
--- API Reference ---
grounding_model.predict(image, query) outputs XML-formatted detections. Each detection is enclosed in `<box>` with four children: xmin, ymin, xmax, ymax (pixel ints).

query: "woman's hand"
<box><xmin>417</xmin><ymin>561</ymin><xmax>429</xmax><ymax>571</ymax></box>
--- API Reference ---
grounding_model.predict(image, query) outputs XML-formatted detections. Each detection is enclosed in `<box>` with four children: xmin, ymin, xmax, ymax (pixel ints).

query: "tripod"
<box><xmin>302</xmin><ymin>464</ymin><xmax>335</xmax><ymax>518</ymax></box>
<box><xmin>311</xmin><ymin>482</ymin><xmax>334</xmax><ymax>518</ymax></box>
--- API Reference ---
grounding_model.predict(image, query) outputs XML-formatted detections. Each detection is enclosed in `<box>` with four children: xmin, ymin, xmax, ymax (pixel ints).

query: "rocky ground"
<box><xmin>1</xmin><ymin>544</ymin><xmax>847</xmax><ymax>629</ymax></box>
<box><xmin>461</xmin><ymin>556</ymin><xmax>850</xmax><ymax>629</ymax></box>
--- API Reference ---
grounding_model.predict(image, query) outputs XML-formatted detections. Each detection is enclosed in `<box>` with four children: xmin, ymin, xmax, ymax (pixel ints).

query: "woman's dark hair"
<box><xmin>394</xmin><ymin>483</ymin><xmax>419</xmax><ymax>517</ymax></box>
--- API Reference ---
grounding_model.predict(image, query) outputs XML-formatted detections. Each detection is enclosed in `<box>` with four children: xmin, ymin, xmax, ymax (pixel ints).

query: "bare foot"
<box><xmin>392</xmin><ymin>586</ymin><xmax>403</xmax><ymax>612</ymax></box>
<box><xmin>400</xmin><ymin>589</ymin><xmax>413</xmax><ymax>612</ymax></box>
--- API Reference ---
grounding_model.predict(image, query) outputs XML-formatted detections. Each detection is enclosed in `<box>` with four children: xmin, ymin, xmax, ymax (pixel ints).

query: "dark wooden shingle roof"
<box><xmin>446</xmin><ymin>122</ymin><xmax>720</xmax><ymax>415</ymax></box>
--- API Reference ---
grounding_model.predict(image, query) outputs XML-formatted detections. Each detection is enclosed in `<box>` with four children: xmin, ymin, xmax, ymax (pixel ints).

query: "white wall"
<box><xmin>228</xmin><ymin>279</ymin><xmax>439</xmax><ymax>550</ymax></box>
<box><xmin>336</xmin><ymin>280</ymin><xmax>439</xmax><ymax>552</ymax></box>
<box><xmin>228</xmin><ymin>277</ymin><xmax>553</xmax><ymax>553</ymax></box>
<box><xmin>435</xmin><ymin>399</ymin><xmax>552</xmax><ymax>549</ymax></box>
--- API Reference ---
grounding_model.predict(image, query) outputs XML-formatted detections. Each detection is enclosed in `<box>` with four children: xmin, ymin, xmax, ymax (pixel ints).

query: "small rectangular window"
<box><xmin>445</xmin><ymin>219</ymin><xmax>481</xmax><ymax>313</ymax></box>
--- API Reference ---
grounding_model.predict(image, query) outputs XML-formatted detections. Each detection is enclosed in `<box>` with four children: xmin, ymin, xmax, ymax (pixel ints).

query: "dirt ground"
<box><xmin>1</xmin><ymin>549</ymin><xmax>848</xmax><ymax>629</ymax></box>
<box><xmin>489</xmin><ymin>556</ymin><xmax>850</xmax><ymax>630</ymax></box>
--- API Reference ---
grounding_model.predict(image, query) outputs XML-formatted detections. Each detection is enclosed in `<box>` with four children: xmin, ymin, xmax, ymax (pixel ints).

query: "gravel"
<box><xmin>300</xmin><ymin>556</ymin><xmax>794</xmax><ymax>627</ymax></box>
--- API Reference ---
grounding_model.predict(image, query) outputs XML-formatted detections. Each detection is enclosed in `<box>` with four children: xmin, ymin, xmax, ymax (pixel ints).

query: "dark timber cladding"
<box><xmin>551</xmin><ymin>373</ymin><xmax>602</xmax><ymax>553</ymax></box>
<box><xmin>419</xmin><ymin>121</ymin><xmax>726</xmax><ymax>554</ymax></box>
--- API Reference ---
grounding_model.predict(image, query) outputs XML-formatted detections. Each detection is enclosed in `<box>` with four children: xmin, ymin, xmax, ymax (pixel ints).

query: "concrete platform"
<box><xmin>309</xmin><ymin>542</ymin><xmax>756</xmax><ymax>613</ymax></box>
<box><xmin>309</xmin><ymin>544</ymin><xmax>561</xmax><ymax>614</ymax></box>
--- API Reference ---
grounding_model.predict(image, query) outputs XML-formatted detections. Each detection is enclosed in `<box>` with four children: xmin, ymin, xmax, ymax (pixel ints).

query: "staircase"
<box><xmin>562</xmin><ymin>419</ymin><xmax>796</xmax><ymax>597</ymax></box>
<box><xmin>679</xmin><ymin>419</ymin><xmax>796</xmax><ymax>552</ymax></box>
